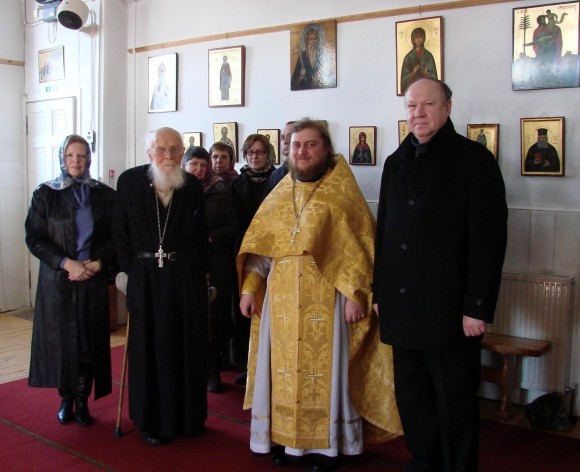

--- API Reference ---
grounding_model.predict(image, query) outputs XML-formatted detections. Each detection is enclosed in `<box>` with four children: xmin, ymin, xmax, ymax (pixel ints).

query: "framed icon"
<box><xmin>257</xmin><ymin>129</ymin><xmax>280</xmax><ymax>165</ymax></box>
<box><xmin>290</xmin><ymin>20</ymin><xmax>337</xmax><ymax>91</ymax></box>
<box><xmin>512</xmin><ymin>2</ymin><xmax>579</xmax><ymax>90</ymax></box>
<box><xmin>396</xmin><ymin>16</ymin><xmax>443</xmax><ymax>96</ymax></box>
<box><xmin>521</xmin><ymin>117</ymin><xmax>565</xmax><ymax>176</ymax></box>
<box><xmin>148</xmin><ymin>53</ymin><xmax>178</xmax><ymax>113</ymax></box>
<box><xmin>467</xmin><ymin>124</ymin><xmax>500</xmax><ymax>160</ymax></box>
<box><xmin>213</xmin><ymin>122</ymin><xmax>238</xmax><ymax>162</ymax></box>
<box><xmin>398</xmin><ymin>120</ymin><xmax>410</xmax><ymax>144</ymax></box>
<box><xmin>183</xmin><ymin>132</ymin><xmax>202</xmax><ymax>150</ymax></box>
<box><xmin>349</xmin><ymin>126</ymin><xmax>376</xmax><ymax>165</ymax></box>
<box><xmin>208</xmin><ymin>46</ymin><xmax>245</xmax><ymax>107</ymax></box>
<box><xmin>38</xmin><ymin>46</ymin><xmax>65</xmax><ymax>83</ymax></box>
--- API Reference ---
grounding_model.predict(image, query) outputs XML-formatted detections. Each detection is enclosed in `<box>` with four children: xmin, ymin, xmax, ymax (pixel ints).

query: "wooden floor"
<box><xmin>0</xmin><ymin>308</ymin><xmax>127</xmax><ymax>384</ymax></box>
<box><xmin>1</xmin><ymin>308</ymin><xmax>578</xmax><ymax>440</ymax></box>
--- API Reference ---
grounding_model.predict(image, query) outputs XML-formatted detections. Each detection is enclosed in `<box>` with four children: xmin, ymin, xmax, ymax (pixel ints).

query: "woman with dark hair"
<box><xmin>183</xmin><ymin>146</ymin><xmax>240</xmax><ymax>392</ymax></box>
<box><xmin>209</xmin><ymin>142</ymin><xmax>239</xmax><ymax>185</ymax></box>
<box><xmin>25</xmin><ymin>134</ymin><xmax>116</xmax><ymax>427</ymax></box>
<box><xmin>230</xmin><ymin>134</ymin><xmax>275</xmax><ymax>383</ymax></box>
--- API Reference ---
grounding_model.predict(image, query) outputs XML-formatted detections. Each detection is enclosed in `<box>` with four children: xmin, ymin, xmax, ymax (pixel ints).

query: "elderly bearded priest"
<box><xmin>113</xmin><ymin>127</ymin><xmax>210</xmax><ymax>445</ymax></box>
<box><xmin>238</xmin><ymin>118</ymin><xmax>402</xmax><ymax>471</ymax></box>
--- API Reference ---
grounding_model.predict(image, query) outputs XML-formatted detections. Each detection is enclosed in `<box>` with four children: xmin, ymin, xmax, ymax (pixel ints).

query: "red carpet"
<box><xmin>1</xmin><ymin>346</ymin><xmax>578</xmax><ymax>471</ymax></box>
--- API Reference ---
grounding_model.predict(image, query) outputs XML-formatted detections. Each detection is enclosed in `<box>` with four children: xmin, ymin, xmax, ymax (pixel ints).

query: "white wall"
<box><xmin>0</xmin><ymin>0</ymin><xmax>26</xmax><ymax>310</ymax></box>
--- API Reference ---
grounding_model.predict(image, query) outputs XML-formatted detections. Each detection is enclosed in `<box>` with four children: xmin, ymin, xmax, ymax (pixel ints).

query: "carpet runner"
<box><xmin>0</xmin><ymin>346</ymin><xmax>578</xmax><ymax>471</ymax></box>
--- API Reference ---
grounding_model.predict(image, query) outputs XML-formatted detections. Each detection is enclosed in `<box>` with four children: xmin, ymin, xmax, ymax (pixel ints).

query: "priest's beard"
<box><xmin>147</xmin><ymin>160</ymin><xmax>186</xmax><ymax>193</ymax></box>
<box><xmin>288</xmin><ymin>156</ymin><xmax>330</xmax><ymax>182</ymax></box>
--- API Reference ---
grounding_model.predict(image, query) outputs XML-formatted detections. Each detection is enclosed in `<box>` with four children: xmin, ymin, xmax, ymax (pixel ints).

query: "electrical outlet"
<box><xmin>86</xmin><ymin>131</ymin><xmax>94</xmax><ymax>143</ymax></box>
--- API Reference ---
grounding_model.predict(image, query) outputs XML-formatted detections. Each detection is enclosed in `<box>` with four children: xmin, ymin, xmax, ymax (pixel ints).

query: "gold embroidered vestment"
<box><xmin>238</xmin><ymin>156</ymin><xmax>402</xmax><ymax>448</ymax></box>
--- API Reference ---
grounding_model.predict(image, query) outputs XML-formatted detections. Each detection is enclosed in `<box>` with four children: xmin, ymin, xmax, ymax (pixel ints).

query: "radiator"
<box><xmin>488</xmin><ymin>272</ymin><xmax>575</xmax><ymax>393</ymax></box>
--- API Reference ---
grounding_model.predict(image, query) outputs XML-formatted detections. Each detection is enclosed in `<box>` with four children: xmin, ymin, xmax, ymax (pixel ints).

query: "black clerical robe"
<box><xmin>114</xmin><ymin>165</ymin><xmax>210</xmax><ymax>439</ymax></box>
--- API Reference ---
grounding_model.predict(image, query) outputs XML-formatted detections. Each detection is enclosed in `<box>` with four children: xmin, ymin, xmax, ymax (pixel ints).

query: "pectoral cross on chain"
<box><xmin>290</xmin><ymin>223</ymin><xmax>301</xmax><ymax>245</ymax></box>
<box><xmin>155</xmin><ymin>245</ymin><xmax>167</xmax><ymax>268</ymax></box>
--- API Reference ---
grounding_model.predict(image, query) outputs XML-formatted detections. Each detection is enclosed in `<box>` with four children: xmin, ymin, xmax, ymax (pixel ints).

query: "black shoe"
<box><xmin>57</xmin><ymin>397</ymin><xmax>74</xmax><ymax>424</ymax></box>
<box><xmin>74</xmin><ymin>396</ymin><xmax>92</xmax><ymax>427</ymax></box>
<box><xmin>207</xmin><ymin>369</ymin><xmax>223</xmax><ymax>393</ymax></box>
<box><xmin>271</xmin><ymin>445</ymin><xmax>289</xmax><ymax>466</ymax></box>
<box><xmin>311</xmin><ymin>464</ymin><xmax>336</xmax><ymax>472</ymax></box>
<box><xmin>310</xmin><ymin>455</ymin><xmax>338</xmax><ymax>472</ymax></box>
<box><xmin>187</xmin><ymin>425</ymin><xmax>206</xmax><ymax>437</ymax></box>
<box><xmin>141</xmin><ymin>433</ymin><xmax>167</xmax><ymax>446</ymax></box>
<box><xmin>234</xmin><ymin>370</ymin><xmax>247</xmax><ymax>385</ymax></box>
<box><xmin>272</xmin><ymin>452</ymin><xmax>290</xmax><ymax>466</ymax></box>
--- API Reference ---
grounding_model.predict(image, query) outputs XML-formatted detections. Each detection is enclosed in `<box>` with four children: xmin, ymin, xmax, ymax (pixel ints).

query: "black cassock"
<box><xmin>114</xmin><ymin>165</ymin><xmax>209</xmax><ymax>439</ymax></box>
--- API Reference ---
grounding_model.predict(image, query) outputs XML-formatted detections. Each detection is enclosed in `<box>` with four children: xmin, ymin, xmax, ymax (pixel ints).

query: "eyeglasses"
<box><xmin>152</xmin><ymin>146</ymin><xmax>185</xmax><ymax>156</ymax></box>
<box><xmin>245</xmin><ymin>150</ymin><xmax>266</xmax><ymax>157</ymax></box>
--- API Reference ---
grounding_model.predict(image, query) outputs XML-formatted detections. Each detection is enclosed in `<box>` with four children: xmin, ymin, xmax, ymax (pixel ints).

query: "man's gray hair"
<box><xmin>144</xmin><ymin>127</ymin><xmax>182</xmax><ymax>153</ymax></box>
<box><xmin>404</xmin><ymin>78</ymin><xmax>453</xmax><ymax>102</ymax></box>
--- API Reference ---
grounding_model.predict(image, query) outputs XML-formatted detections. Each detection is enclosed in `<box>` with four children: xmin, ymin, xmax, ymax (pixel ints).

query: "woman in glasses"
<box><xmin>230</xmin><ymin>134</ymin><xmax>275</xmax><ymax>384</ymax></box>
<box><xmin>25</xmin><ymin>134</ymin><xmax>116</xmax><ymax>428</ymax></box>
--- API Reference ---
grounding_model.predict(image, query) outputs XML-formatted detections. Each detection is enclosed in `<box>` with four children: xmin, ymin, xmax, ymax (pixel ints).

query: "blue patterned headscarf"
<box><xmin>44</xmin><ymin>134</ymin><xmax>102</xmax><ymax>190</ymax></box>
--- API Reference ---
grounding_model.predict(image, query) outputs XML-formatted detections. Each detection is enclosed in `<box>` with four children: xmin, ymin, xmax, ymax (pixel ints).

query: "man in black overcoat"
<box><xmin>373</xmin><ymin>79</ymin><xmax>508</xmax><ymax>471</ymax></box>
<box><xmin>114</xmin><ymin>127</ymin><xmax>210</xmax><ymax>445</ymax></box>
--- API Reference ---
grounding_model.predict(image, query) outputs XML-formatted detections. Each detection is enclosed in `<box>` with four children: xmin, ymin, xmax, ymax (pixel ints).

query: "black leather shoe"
<box><xmin>272</xmin><ymin>453</ymin><xmax>290</xmax><ymax>466</ymax></box>
<box><xmin>311</xmin><ymin>464</ymin><xmax>336</xmax><ymax>472</ymax></box>
<box><xmin>142</xmin><ymin>434</ymin><xmax>167</xmax><ymax>446</ymax></box>
<box><xmin>310</xmin><ymin>456</ymin><xmax>338</xmax><ymax>472</ymax></box>
<box><xmin>57</xmin><ymin>397</ymin><xmax>74</xmax><ymax>424</ymax></box>
<box><xmin>234</xmin><ymin>370</ymin><xmax>247</xmax><ymax>385</ymax></box>
<box><xmin>207</xmin><ymin>369</ymin><xmax>223</xmax><ymax>393</ymax></box>
<box><xmin>187</xmin><ymin>425</ymin><xmax>205</xmax><ymax>437</ymax></box>
<box><xmin>74</xmin><ymin>396</ymin><xmax>92</xmax><ymax>427</ymax></box>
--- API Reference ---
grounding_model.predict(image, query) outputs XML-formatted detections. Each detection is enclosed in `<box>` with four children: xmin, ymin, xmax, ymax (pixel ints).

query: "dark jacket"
<box><xmin>373</xmin><ymin>119</ymin><xmax>507</xmax><ymax>350</ymax></box>
<box><xmin>205</xmin><ymin>180</ymin><xmax>240</xmax><ymax>294</ymax></box>
<box><xmin>231</xmin><ymin>173</ymin><xmax>270</xmax><ymax>234</ymax></box>
<box><xmin>260</xmin><ymin>163</ymin><xmax>289</xmax><ymax>202</ymax></box>
<box><xmin>25</xmin><ymin>183</ymin><xmax>116</xmax><ymax>398</ymax></box>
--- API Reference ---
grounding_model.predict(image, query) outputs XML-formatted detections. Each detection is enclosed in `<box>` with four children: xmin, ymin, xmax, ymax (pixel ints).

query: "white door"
<box><xmin>26</xmin><ymin>97</ymin><xmax>76</xmax><ymax>305</ymax></box>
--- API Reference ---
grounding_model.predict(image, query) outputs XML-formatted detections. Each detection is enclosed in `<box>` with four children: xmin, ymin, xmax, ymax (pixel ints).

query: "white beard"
<box><xmin>147</xmin><ymin>161</ymin><xmax>185</xmax><ymax>206</ymax></box>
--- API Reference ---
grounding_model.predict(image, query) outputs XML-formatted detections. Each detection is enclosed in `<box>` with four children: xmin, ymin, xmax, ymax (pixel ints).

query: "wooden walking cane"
<box><xmin>114</xmin><ymin>311</ymin><xmax>130</xmax><ymax>438</ymax></box>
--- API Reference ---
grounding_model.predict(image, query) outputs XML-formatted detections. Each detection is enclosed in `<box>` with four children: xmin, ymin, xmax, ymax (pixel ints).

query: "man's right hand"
<box><xmin>239</xmin><ymin>294</ymin><xmax>257</xmax><ymax>318</ymax></box>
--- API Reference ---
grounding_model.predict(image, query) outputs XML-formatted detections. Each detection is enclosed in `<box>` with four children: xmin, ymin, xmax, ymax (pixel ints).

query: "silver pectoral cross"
<box><xmin>290</xmin><ymin>223</ymin><xmax>301</xmax><ymax>245</ymax></box>
<box><xmin>155</xmin><ymin>245</ymin><xmax>167</xmax><ymax>268</ymax></box>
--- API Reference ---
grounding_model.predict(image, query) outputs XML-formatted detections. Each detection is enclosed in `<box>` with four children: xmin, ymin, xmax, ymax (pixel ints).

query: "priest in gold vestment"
<box><xmin>238</xmin><ymin>119</ymin><xmax>401</xmax><ymax>469</ymax></box>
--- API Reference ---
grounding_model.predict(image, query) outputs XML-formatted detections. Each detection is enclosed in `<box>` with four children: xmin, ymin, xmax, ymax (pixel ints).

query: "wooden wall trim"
<box><xmin>128</xmin><ymin>0</ymin><xmax>520</xmax><ymax>54</ymax></box>
<box><xmin>0</xmin><ymin>59</ymin><xmax>25</xmax><ymax>67</ymax></box>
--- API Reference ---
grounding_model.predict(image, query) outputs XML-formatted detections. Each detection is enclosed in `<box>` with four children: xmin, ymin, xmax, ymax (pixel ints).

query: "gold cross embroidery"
<box><xmin>277</xmin><ymin>365</ymin><xmax>292</xmax><ymax>381</ymax></box>
<box><xmin>276</xmin><ymin>310</ymin><xmax>292</xmax><ymax>326</ymax></box>
<box><xmin>308</xmin><ymin>311</ymin><xmax>326</xmax><ymax>328</ymax></box>
<box><xmin>305</xmin><ymin>368</ymin><xmax>323</xmax><ymax>384</ymax></box>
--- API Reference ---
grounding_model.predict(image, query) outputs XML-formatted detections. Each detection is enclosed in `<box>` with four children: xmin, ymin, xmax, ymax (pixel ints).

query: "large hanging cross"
<box><xmin>155</xmin><ymin>246</ymin><xmax>167</xmax><ymax>268</ymax></box>
<box><xmin>290</xmin><ymin>223</ymin><xmax>301</xmax><ymax>245</ymax></box>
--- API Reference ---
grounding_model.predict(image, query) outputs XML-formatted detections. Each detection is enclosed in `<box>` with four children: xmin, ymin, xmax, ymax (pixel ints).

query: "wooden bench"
<box><xmin>481</xmin><ymin>333</ymin><xmax>550</xmax><ymax>419</ymax></box>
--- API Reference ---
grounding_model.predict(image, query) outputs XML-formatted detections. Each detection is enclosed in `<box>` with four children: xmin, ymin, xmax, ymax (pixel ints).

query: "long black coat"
<box><xmin>373</xmin><ymin>119</ymin><xmax>507</xmax><ymax>350</ymax></box>
<box><xmin>113</xmin><ymin>165</ymin><xmax>210</xmax><ymax>438</ymax></box>
<box><xmin>25</xmin><ymin>183</ymin><xmax>116</xmax><ymax>399</ymax></box>
<box><xmin>205</xmin><ymin>180</ymin><xmax>239</xmax><ymax>295</ymax></box>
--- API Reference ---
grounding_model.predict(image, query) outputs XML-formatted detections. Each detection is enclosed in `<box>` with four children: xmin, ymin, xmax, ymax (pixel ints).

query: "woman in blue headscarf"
<box><xmin>25</xmin><ymin>134</ymin><xmax>116</xmax><ymax>427</ymax></box>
